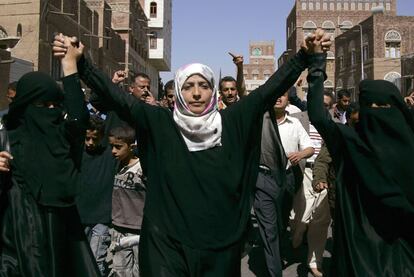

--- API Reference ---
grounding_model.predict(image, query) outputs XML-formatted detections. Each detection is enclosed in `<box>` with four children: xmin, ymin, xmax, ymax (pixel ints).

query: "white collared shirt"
<box><xmin>278</xmin><ymin>113</ymin><xmax>313</xmax><ymax>168</ymax></box>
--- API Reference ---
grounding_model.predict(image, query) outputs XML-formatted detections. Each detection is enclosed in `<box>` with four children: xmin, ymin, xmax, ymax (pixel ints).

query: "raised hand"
<box><xmin>301</xmin><ymin>28</ymin><xmax>332</xmax><ymax>54</ymax></box>
<box><xmin>52</xmin><ymin>33</ymin><xmax>85</xmax><ymax>76</ymax></box>
<box><xmin>112</xmin><ymin>70</ymin><xmax>128</xmax><ymax>84</ymax></box>
<box><xmin>229</xmin><ymin>52</ymin><xmax>244</xmax><ymax>68</ymax></box>
<box><xmin>404</xmin><ymin>92</ymin><xmax>414</xmax><ymax>107</ymax></box>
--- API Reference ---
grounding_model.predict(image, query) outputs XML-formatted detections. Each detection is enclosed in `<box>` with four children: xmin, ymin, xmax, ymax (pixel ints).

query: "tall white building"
<box><xmin>142</xmin><ymin>0</ymin><xmax>172</xmax><ymax>94</ymax></box>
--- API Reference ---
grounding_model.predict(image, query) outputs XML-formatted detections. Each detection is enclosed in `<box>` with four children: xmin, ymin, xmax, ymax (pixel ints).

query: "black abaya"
<box><xmin>306</xmin><ymin>61</ymin><xmax>414</xmax><ymax>277</ymax></box>
<box><xmin>0</xmin><ymin>72</ymin><xmax>100</xmax><ymax>277</ymax></box>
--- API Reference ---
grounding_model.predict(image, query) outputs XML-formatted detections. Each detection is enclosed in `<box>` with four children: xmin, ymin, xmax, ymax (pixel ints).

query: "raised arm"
<box><xmin>252</xmin><ymin>29</ymin><xmax>331</xmax><ymax>110</ymax></box>
<box><xmin>306</xmin><ymin>55</ymin><xmax>341</xmax><ymax>152</ymax></box>
<box><xmin>229</xmin><ymin>52</ymin><xmax>246</xmax><ymax>97</ymax></box>
<box><xmin>53</xmin><ymin>34</ymin><xmax>151</xmax><ymax>130</ymax></box>
<box><xmin>58</xmin><ymin>36</ymin><xmax>90</xmax><ymax>168</ymax></box>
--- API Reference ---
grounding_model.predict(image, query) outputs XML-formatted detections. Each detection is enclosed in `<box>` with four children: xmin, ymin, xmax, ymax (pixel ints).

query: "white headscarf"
<box><xmin>173</xmin><ymin>63</ymin><xmax>222</xmax><ymax>152</ymax></box>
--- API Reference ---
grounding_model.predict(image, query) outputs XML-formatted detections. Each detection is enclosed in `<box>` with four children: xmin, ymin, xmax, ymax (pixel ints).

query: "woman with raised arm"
<box><xmin>0</xmin><ymin>37</ymin><xmax>100</xmax><ymax>276</ymax></box>
<box><xmin>52</xmin><ymin>33</ymin><xmax>330</xmax><ymax>276</ymax></box>
<box><xmin>306</xmin><ymin>29</ymin><xmax>414</xmax><ymax>276</ymax></box>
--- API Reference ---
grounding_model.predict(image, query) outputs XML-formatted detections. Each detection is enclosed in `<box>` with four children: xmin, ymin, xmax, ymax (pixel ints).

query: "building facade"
<box><xmin>400</xmin><ymin>53</ymin><xmax>414</xmax><ymax>96</ymax></box>
<box><xmin>336</xmin><ymin>14</ymin><xmax>414</xmax><ymax>99</ymax></box>
<box><xmin>0</xmin><ymin>0</ymin><xmax>101</xmax><ymax>78</ymax></box>
<box><xmin>107</xmin><ymin>0</ymin><xmax>149</xmax><ymax>81</ymax></box>
<box><xmin>143</xmin><ymin>0</ymin><xmax>172</xmax><ymax>96</ymax></box>
<box><xmin>84</xmin><ymin>0</ymin><xmax>126</xmax><ymax>77</ymax></box>
<box><xmin>280</xmin><ymin>0</ymin><xmax>396</xmax><ymax>97</ymax></box>
<box><xmin>244</xmin><ymin>41</ymin><xmax>276</xmax><ymax>94</ymax></box>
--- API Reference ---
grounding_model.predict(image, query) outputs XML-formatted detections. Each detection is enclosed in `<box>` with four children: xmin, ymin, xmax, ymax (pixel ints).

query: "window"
<box><xmin>302</xmin><ymin>2</ymin><xmax>307</xmax><ymax>10</ymax></box>
<box><xmin>149</xmin><ymin>32</ymin><xmax>157</xmax><ymax>49</ymax></box>
<box><xmin>324</xmin><ymin>80</ymin><xmax>334</xmax><ymax>88</ymax></box>
<box><xmin>385</xmin><ymin>30</ymin><xmax>401</xmax><ymax>58</ymax></box>
<box><xmin>340</xmin><ymin>20</ymin><xmax>353</xmax><ymax>31</ymax></box>
<box><xmin>150</xmin><ymin>2</ymin><xmax>157</xmax><ymax>18</ymax></box>
<box><xmin>0</xmin><ymin>26</ymin><xmax>7</xmax><ymax>38</ymax></box>
<box><xmin>322</xmin><ymin>21</ymin><xmax>335</xmax><ymax>35</ymax></box>
<box><xmin>344</xmin><ymin>2</ymin><xmax>349</xmax><ymax>10</ymax></box>
<box><xmin>337</xmin><ymin>47</ymin><xmax>344</xmax><ymax>69</ymax></box>
<box><xmin>384</xmin><ymin>72</ymin><xmax>401</xmax><ymax>89</ymax></box>
<box><xmin>362</xmin><ymin>34</ymin><xmax>369</xmax><ymax>61</ymax></box>
<box><xmin>363</xmin><ymin>45</ymin><xmax>369</xmax><ymax>61</ymax></box>
<box><xmin>309</xmin><ymin>2</ymin><xmax>314</xmax><ymax>10</ymax></box>
<box><xmin>303</xmin><ymin>20</ymin><xmax>317</xmax><ymax>38</ymax></box>
<box><xmin>351</xmin><ymin>50</ymin><xmax>357</xmax><ymax>66</ymax></box>
<box><xmin>252</xmin><ymin>69</ymin><xmax>259</xmax><ymax>80</ymax></box>
<box><xmin>16</xmin><ymin>24</ymin><xmax>22</xmax><ymax>37</ymax></box>
<box><xmin>349</xmin><ymin>40</ymin><xmax>356</xmax><ymax>66</ymax></box>
<box><xmin>384</xmin><ymin>72</ymin><xmax>401</xmax><ymax>83</ymax></box>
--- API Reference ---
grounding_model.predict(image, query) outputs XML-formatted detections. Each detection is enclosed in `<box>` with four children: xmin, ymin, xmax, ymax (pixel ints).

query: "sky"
<box><xmin>160</xmin><ymin>0</ymin><xmax>414</xmax><ymax>83</ymax></box>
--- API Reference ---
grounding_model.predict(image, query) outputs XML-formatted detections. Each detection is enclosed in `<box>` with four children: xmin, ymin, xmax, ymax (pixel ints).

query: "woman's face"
<box><xmin>181</xmin><ymin>74</ymin><xmax>213</xmax><ymax>115</ymax></box>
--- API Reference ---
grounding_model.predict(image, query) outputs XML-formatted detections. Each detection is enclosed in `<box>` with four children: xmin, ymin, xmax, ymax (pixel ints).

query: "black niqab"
<box><xmin>6</xmin><ymin>72</ymin><xmax>79</xmax><ymax>206</ymax></box>
<box><xmin>340</xmin><ymin>80</ymin><xmax>414</xmax><ymax>216</ymax></box>
<box><xmin>330</xmin><ymin>79</ymin><xmax>414</xmax><ymax>276</ymax></box>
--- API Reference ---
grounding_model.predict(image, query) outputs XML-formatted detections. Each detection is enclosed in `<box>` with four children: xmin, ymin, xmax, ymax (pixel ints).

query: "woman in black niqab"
<box><xmin>307</xmin><ymin>62</ymin><xmax>414</xmax><ymax>276</ymax></box>
<box><xmin>0</xmin><ymin>72</ymin><xmax>100</xmax><ymax>276</ymax></box>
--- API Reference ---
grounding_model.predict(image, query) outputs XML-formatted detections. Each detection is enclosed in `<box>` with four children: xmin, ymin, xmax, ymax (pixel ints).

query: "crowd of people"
<box><xmin>0</xmin><ymin>28</ymin><xmax>412</xmax><ymax>277</ymax></box>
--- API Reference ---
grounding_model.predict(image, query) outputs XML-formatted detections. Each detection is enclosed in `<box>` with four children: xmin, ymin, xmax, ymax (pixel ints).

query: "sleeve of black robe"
<box><xmin>76</xmin><ymin>56</ymin><xmax>156</xmax><ymax>131</ymax></box>
<box><xmin>222</xmin><ymin>50</ymin><xmax>326</xmax><ymax>142</ymax></box>
<box><xmin>62</xmin><ymin>73</ymin><xmax>90</xmax><ymax>169</ymax></box>
<box><xmin>306</xmin><ymin>54</ymin><xmax>343</xmax><ymax>157</ymax></box>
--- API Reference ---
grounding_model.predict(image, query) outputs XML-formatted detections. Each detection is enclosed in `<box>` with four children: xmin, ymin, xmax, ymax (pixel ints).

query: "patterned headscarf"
<box><xmin>173</xmin><ymin>63</ymin><xmax>222</xmax><ymax>152</ymax></box>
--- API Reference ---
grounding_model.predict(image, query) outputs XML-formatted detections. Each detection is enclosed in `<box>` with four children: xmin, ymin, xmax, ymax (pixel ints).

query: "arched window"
<box><xmin>340</xmin><ymin>20</ymin><xmax>353</xmax><ymax>31</ymax></box>
<box><xmin>303</xmin><ymin>20</ymin><xmax>317</xmax><ymax>38</ymax></box>
<box><xmin>324</xmin><ymin>80</ymin><xmax>334</xmax><ymax>88</ymax></box>
<box><xmin>150</xmin><ymin>2</ymin><xmax>157</xmax><ymax>18</ymax></box>
<box><xmin>384</xmin><ymin>72</ymin><xmax>401</xmax><ymax>83</ymax></box>
<box><xmin>385</xmin><ymin>30</ymin><xmax>401</xmax><ymax>58</ymax></box>
<box><xmin>322</xmin><ymin>20</ymin><xmax>336</xmax><ymax>34</ymax></box>
<box><xmin>16</xmin><ymin>24</ymin><xmax>22</xmax><ymax>37</ymax></box>
<box><xmin>149</xmin><ymin>31</ymin><xmax>157</xmax><ymax>49</ymax></box>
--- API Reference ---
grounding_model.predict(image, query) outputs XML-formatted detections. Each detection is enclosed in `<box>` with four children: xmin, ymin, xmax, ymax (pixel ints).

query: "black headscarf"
<box><xmin>337</xmin><ymin>79</ymin><xmax>414</xmax><ymax>240</ymax></box>
<box><xmin>6</xmin><ymin>72</ymin><xmax>79</xmax><ymax>206</ymax></box>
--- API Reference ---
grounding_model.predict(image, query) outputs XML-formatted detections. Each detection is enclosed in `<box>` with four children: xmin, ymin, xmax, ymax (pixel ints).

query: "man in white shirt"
<box><xmin>274</xmin><ymin>92</ymin><xmax>314</xmax><ymax>244</ymax></box>
<box><xmin>275</xmin><ymin>92</ymin><xmax>314</xmax><ymax>171</ymax></box>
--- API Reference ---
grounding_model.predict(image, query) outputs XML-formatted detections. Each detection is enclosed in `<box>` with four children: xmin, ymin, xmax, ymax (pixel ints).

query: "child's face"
<box><xmin>108</xmin><ymin>136</ymin><xmax>131</xmax><ymax>162</ymax></box>
<box><xmin>85</xmin><ymin>129</ymin><xmax>102</xmax><ymax>153</ymax></box>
